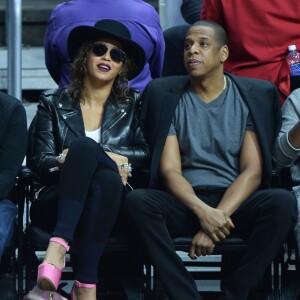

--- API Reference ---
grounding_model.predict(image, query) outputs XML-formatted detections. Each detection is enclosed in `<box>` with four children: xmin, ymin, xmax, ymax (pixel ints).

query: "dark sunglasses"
<box><xmin>92</xmin><ymin>43</ymin><xmax>126</xmax><ymax>64</ymax></box>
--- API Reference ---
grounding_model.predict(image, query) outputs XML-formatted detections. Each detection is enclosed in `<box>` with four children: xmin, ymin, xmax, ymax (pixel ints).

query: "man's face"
<box><xmin>183</xmin><ymin>25</ymin><xmax>227</xmax><ymax>78</ymax></box>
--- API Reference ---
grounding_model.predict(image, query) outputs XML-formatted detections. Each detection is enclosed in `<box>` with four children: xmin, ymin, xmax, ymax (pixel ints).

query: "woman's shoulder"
<box><xmin>125</xmin><ymin>88</ymin><xmax>141</xmax><ymax>101</ymax></box>
<box><xmin>39</xmin><ymin>88</ymin><xmax>71</xmax><ymax>106</ymax></box>
<box><xmin>116</xmin><ymin>89</ymin><xmax>141</xmax><ymax>105</ymax></box>
<box><xmin>40</xmin><ymin>88</ymin><xmax>68</xmax><ymax>99</ymax></box>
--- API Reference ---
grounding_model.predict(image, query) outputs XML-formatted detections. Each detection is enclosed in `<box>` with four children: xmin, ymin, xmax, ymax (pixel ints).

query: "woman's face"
<box><xmin>85</xmin><ymin>37</ymin><xmax>125</xmax><ymax>85</ymax></box>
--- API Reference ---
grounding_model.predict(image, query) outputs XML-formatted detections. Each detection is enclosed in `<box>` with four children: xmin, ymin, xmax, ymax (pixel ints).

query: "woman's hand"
<box><xmin>105</xmin><ymin>152</ymin><xmax>132</xmax><ymax>185</ymax></box>
<box><xmin>57</xmin><ymin>148</ymin><xmax>69</xmax><ymax>168</ymax></box>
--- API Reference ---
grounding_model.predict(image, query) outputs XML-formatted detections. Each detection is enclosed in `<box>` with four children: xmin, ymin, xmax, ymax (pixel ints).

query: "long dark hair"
<box><xmin>68</xmin><ymin>41</ymin><xmax>136</xmax><ymax>104</ymax></box>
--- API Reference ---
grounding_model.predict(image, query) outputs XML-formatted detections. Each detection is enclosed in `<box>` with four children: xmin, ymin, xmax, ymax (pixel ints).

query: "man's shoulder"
<box><xmin>148</xmin><ymin>75</ymin><xmax>189</xmax><ymax>90</ymax></box>
<box><xmin>0</xmin><ymin>91</ymin><xmax>24</xmax><ymax>112</ymax></box>
<box><xmin>228</xmin><ymin>73</ymin><xmax>274</xmax><ymax>89</ymax></box>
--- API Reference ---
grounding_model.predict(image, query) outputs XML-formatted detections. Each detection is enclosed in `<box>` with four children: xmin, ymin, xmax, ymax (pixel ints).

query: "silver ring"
<box><xmin>128</xmin><ymin>163</ymin><xmax>132</xmax><ymax>173</ymax></box>
<box><xmin>57</xmin><ymin>153</ymin><xmax>66</xmax><ymax>163</ymax></box>
<box><xmin>120</xmin><ymin>163</ymin><xmax>132</xmax><ymax>172</ymax></box>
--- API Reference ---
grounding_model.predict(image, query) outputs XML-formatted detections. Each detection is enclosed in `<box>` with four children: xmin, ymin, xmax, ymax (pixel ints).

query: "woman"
<box><xmin>28</xmin><ymin>19</ymin><xmax>149</xmax><ymax>300</ymax></box>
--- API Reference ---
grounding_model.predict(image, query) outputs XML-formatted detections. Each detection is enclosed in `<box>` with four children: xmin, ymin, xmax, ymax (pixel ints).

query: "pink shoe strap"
<box><xmin>75</xmin><ymin>280</ymin><xmax>96</xmax><ymax>289</ymax></box>
<box><xmin>50</xmin><ymin>237</ymin><xmax>70</xmax><ymax>252</ymax></box>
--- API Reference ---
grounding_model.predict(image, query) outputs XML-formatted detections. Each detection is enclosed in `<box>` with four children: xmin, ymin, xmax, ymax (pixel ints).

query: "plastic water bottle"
<box><xmin>286</xmin><ymin>45</ymin><xmax>300</xmax><ymax>76</ymax></box>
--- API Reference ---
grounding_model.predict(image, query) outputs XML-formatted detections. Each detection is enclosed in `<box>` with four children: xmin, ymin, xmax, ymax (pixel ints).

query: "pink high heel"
<box><xmin>71</xmin><ymin>280</ymin><xmax>96</xmax><ymax>300</ymax></box>
<box><xmin>37</xmin><ymin>237</ymin><xmax>70</xmax><ymax>291</ymax></box>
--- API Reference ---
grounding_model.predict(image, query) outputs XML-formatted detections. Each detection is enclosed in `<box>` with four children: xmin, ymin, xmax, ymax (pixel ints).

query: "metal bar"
<box><xmin>158</xmin><ymin>0</ymin><xmax>166</xmax><ymax>31</ymax></box>
<box><xmin>7</xmin><ymin>0</ymin><xmax>22</xmax><ymax>100</ymax></box>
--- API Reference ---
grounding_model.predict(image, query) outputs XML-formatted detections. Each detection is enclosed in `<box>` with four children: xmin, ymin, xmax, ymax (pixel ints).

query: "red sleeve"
<box><xmin>201</xmin><ymin>0</ymin><xmax>225</xmax><ymax>28</ymax></box>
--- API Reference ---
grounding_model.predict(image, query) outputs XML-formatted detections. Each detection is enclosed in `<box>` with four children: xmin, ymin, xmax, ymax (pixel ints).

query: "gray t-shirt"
<box><xmin>169</xmin><ymin>76</ymin><xmax>254</xmax><ymax>189</ymax></box>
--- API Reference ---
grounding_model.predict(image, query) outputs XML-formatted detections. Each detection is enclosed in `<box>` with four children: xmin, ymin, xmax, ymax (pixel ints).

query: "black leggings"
<box><xmin>30</xmin><ymin>137</ymin><xmax>124</xmax><ymax>283</ymax></box>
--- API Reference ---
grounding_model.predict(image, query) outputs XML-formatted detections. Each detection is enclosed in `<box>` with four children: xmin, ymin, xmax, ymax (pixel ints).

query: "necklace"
<box><xmin>223</xmin><ymin>75</ymin><xmax>227</xmax><ymax>90</ymax></box>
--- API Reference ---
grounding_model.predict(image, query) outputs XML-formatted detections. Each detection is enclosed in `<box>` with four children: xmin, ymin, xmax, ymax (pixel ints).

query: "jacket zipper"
<box><xmin>101</xmin><ymin>110</ymin><xmax>127</xmax><ymax>135</ymax></box>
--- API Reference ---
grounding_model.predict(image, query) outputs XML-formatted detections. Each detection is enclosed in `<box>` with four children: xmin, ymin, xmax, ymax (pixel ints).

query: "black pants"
<box><xmin>125</xmin><ymin>188</ymin><xmax>296</xmax><ymax>300</ymax></box>
<box><xmin>30</xmin><ymin>137</ymin><xmax>124</xmax><ymax>283</ymax></box>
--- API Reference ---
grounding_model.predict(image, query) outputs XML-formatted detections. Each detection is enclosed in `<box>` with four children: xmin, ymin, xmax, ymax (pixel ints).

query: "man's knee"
<box><xmin>125</xmin><ymin>189</ymin><xmax>147</xmax><ymax>213</ymax></box>
<box><xmin>266</xmin><ymin>188</ymin><xmax>297</xmax><ymax>220</ymax></box>
<box><xmin>125</xmin><ymin>189</ymin><xmax>159</xmax><ymax>220</ymax></box>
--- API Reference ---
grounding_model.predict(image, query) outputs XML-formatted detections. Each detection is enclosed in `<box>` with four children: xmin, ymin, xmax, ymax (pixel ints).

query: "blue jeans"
<box><xmin>0</xmin><ymin>199</ymin><xmax>17</xmax><ymax>263</ymax></box>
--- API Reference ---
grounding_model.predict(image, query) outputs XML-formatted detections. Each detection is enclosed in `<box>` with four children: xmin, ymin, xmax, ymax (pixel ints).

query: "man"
<box><xmin>125</xmin><ymin>21</ymin><xmax>296</xmax><ymax>300</ymax></box>
<box><xmin>44</xmin><ymin>0</ymin><xmax>165</xmax><ymax>93</ymax></box>
<box><xmin>273</xmin><ymin>88</ymin><xmax>300</xmax><ymax>298</ymax></box>
<box><xmin>201</xmin><ymin>0</ymin><xmax>300</xmax><ymax>105</ymax></box>
<box><xmin>0</xmin><ymin>91</ymin><xmax>27</xmax><ymax>263</ymax></box>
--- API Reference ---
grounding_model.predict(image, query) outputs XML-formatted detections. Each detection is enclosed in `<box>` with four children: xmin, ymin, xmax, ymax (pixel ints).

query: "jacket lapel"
<box><xmin>56</xmin><ymin>90</ymin><xmax>85</xmax><ymax>137</ymax></box>
<box><xmin>101</xmin><ymin>98</ymin><xmax>127</xmax><ymax>135</ymax></box>
<box><xmin>150</xmin><ymin>76</ymin><xmax>190</xmax><ymax>186</ymax></box>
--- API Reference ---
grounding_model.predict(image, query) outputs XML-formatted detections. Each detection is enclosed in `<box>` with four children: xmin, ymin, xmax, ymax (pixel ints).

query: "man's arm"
<box><xmin>44</xmin><ymin>12</ymin><xmax>61</xmax><ymax>85</ymax></box>
<box><xmin>160</xmin><ymin>135</ymin><xmax>233</xmax><ymax>242</ymax></box>
<box><xmin>273</xmin><ymin>90</ymin><xmax>300</xmax><ymax>167</ymax></box>
<box><xmin>0</xmin><ymin>102</ymin><xmax>27</xmax><ymax>199</ymax></box>
<box><xmin>217</xmin><ymin>130</ymin><xmax>263</xmax><ymax>216</ymax></box>
<box><xmin>287</xmin><ymin>121</ymin><xmax>300</xmax><ymax>149</ymax></box>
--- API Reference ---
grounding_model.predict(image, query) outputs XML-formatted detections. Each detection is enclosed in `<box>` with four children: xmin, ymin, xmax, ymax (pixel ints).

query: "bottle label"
<box><xmin>290</xmin><ymin>63</ymin><xmax>300</xmax><ymax>76</ymax></box>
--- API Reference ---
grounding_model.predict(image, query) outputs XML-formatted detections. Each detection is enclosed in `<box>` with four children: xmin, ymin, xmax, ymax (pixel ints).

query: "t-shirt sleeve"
<box><xmin>168</xmin><ymin>120</ymin><xmax>177</xmax><ymax>135</ymax></box>
<box><xmin>246</xmin><ymin>113</ymin><xmax>256</xmax><ymax>132</ymax></box>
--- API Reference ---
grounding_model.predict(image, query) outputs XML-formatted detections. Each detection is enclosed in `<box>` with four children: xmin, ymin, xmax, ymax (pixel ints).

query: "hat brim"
<box><xmin>67</xmin><ymin>26</ymin><xmax>146</xmax><ymax>80</ymax></box>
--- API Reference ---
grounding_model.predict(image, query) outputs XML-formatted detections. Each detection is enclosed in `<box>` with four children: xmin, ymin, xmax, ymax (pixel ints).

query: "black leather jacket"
<box><xmin>28</xmin><ymin>88</ymin><xmax>150</xmax><ymax>185</ymax></box>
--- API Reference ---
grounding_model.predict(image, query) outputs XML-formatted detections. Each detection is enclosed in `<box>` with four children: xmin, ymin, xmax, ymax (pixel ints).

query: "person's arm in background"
<box><xmin>44</xmin><ymin>9</ymin><xmax>62</xmax><ymax>86</ymax></box>
<box><xmin>0</xmin><ymin>95</ymin><xmax>27</xmax><ymax>199</ymax></box>
<box><xmin>148</xmin><ymin>11</ymin><xmax>165</xmax><ymax>79</ymax></box>
<box><xmin>181</xmin><ymin>0</ymin><xmax>203</xmax><ymax>24</ymax></box>
<box><xmin>273</xmin><ymin>88</ymin><xmax>300</xmax><ymax>167</ymax></box>
<box><xmin>200</xmin><ymin>0</ymin><xmax>224</xmax><ymax>26</ymax></box>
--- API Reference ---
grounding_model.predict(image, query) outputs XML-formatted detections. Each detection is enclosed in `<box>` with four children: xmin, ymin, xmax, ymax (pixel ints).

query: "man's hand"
<box><xmin>189</xmin><ymin>230</ymin><xmax>215</xmax><ymax>259</ymax></box>
<box><xmin>198</xmin><ymin>206</ymin><xmax>234</xmax><ymax>243</ymax></box>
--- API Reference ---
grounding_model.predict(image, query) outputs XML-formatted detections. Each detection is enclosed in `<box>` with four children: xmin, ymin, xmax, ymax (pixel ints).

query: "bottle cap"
<box><xmin>288</xmin><ymin>45</ymin><xmax>296</xmax><ymax>51</ymax></box>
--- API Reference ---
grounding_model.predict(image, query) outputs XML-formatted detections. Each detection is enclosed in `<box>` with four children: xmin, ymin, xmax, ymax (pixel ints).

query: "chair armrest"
<box><xmin>18</xmin><ymin>166</ymin><xmax>33</xmax><ymax>185</ymax></box>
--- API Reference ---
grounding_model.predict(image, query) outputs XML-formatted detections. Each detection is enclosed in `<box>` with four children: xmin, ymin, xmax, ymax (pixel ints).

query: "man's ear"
<box><xmin>220</xmin><ymin>45</ymin><xmax>229</xmax><ymax>64</ymax></box>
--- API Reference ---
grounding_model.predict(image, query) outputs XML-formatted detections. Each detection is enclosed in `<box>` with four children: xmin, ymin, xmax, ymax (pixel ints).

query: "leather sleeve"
<box><xmin>29</xmin><ymin>93</ymin><xmax>61</xmax><ymax>184</ymax></box>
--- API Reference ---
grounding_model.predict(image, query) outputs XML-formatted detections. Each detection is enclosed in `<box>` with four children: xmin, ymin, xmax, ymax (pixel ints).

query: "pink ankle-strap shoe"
<box><xmin>71</xmin><ymin>280</ymin><xmax>97</xmax><ymax>300</ymax></box>
<box><xmin>37</xmin><ymin>237</ymin><xmax>70</xmax><ymax>291</ymax></box>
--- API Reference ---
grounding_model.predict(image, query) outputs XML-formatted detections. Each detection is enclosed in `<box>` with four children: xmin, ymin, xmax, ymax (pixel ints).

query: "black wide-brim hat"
<box><xmin>67</xmin><ymin>19</ymin><xmax>146</xmax><ymax>80</ymax></box>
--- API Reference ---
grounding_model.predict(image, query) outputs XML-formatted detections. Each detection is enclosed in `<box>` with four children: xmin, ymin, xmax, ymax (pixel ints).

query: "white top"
<box><xmin>85</xmin><ymin>127</ymin><xmax>101</xmax><ymax>143</ymax></box>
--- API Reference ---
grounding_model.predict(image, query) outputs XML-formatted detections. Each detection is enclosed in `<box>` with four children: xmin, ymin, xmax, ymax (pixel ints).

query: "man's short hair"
<box><xmin>192</xmin><ymin>20</ymin><xmax>228</xmax><ymax>48</ymax></box>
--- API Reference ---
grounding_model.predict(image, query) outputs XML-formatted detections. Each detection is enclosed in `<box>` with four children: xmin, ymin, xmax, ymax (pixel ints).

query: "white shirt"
<box><xmin>85</xmin><ymin>127</ymin><xmax>101</xmax><ymax>143</ymax></box>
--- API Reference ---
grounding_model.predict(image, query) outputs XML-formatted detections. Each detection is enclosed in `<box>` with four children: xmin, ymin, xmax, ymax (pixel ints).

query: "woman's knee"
<box><xmin>69</xmin><ymin>136</ymin><xmax>98</xmax><ymax>155</ymax></box>
<box><xmin>93</xmin><ymin>169</ymin><xmax>123</xmax><ymax>191</ymax></box>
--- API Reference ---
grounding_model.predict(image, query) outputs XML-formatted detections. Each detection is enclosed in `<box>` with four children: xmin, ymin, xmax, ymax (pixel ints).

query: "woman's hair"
<box><xmin>68</xmin><ymin>41</ymin><xmax>136</xmax><ymax>104</ymax></box>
